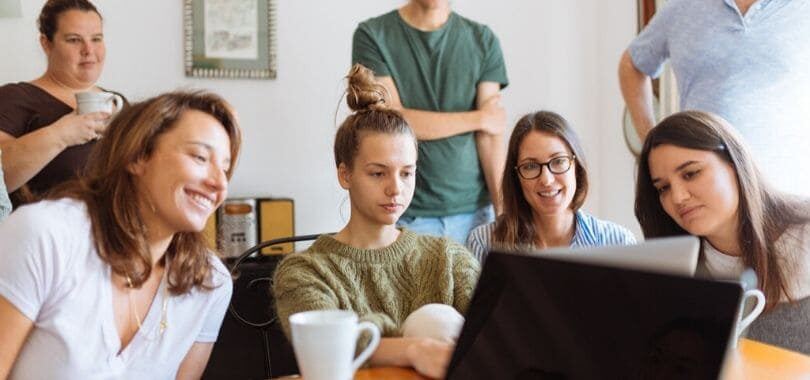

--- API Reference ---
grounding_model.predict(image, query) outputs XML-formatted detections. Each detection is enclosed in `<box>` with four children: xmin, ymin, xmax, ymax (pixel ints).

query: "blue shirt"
<box><xmin>465</xmin><ymin>211</ymin><xmax>637</xmax><ymax>263</ymax></box>
<box><xmin>628</xmin><ymin>0</ymin><xmax>810</xmax><ymax>196</ymax></box>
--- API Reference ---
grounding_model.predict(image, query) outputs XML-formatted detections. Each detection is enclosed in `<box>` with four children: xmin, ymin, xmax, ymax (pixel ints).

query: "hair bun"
<box><xmin>346</xmin><ymin>64</ymin><xmax>389</xmax><ymax>112</ymax></box>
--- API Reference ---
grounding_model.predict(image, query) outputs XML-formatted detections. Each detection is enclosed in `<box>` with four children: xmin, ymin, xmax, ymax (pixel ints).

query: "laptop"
<box><xmin>446</xmin><ymin>247</ymin><xmax>744</xmax><ymax>379</ymax></box>
<box><xmin>528</xmin><ymin>236</ymin><xmax>701</xmax><ymax>277</ymax></box>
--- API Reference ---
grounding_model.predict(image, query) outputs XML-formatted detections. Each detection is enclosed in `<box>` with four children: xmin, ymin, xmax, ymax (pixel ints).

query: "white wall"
<box><xmin>0</xmin><ymin>0</ymin><xmax>641</xmax><ymax>239</ymax></box>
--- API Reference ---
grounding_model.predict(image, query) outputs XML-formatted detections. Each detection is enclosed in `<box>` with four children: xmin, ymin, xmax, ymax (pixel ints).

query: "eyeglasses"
<box><xmin>515</xmin><ymin>156</ymin><xmax>576</xmax><ymax>179</ymax></box>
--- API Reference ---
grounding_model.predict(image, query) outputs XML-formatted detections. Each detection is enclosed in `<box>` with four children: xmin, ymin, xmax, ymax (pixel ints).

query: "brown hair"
<box><xmin>38</xmin><ymin>0</ymin><xmax>102</xmax><ymax>41</ymax></box>
<box><xmin>50</xmin><ymin>90</ymin><xmax>241</xmax><ymax>294</ymax></box>
<box><xmin>635</xmin><ymin>110</ymin><xmax>809</xmax><ymax>310</ymax></box>
<box><xmin>334</xmin><ymin>64</ymin><xmax>415</xmax><ymax>169</ymax></box>
<box><xmin>492</xmin><ymin>111</ymin><xmax>589</xmax><ymax>248</ymax></box>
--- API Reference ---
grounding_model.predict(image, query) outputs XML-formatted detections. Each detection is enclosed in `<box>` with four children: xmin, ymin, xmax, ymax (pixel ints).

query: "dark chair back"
<box><xmin>203</xmin><ymin>234</ymin><xmax>323</xmax><ymax>380</ymax></box>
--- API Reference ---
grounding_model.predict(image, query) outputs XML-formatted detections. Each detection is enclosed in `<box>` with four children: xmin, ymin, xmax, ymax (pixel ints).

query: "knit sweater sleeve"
<box><xmin>272</xmin><ymin>253</ymin><xmax>340</xmax><ymax>339</ymax></box>
<box><xmin>448</xmin><ymin>241</ymin><xmax>481</xmax><ymax>315</ymax></box>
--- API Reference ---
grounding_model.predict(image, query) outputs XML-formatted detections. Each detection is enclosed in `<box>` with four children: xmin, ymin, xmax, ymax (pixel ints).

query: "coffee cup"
<box><xmin>75</xmin><ymin>91</ymin><xmax>123</xmax><ymax>115</ymax></box>
<box><xmin>731</xmin><ymin>288</ymin><xmax>765</xmax><ymax>348</ymax></box>
<box><xmin>289</xmin><ymin>310</ymin><xmax>381</xmax><ymax>380</ymax></box>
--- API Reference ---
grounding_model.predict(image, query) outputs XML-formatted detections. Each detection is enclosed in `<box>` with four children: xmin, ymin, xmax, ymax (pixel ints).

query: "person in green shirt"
<box><xmin>352</xmin><ymin>0</ymin><xmax>509</xmax><ymax>244</ymax></box>
<box><xmin>272</xmin><ymin>64</ymin><xmax>480</xmax><ymax>379</ymax></box>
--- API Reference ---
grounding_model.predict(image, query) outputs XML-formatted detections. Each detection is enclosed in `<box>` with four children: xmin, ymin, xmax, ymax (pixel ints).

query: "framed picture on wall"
<box><xmin>184</xmin><ymin>0</ymin><xmax>277</xmax><ymax>79</ymax></box>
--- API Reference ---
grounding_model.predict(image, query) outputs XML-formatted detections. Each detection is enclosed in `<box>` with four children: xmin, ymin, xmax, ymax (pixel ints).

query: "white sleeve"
<box><xmin>195</xmin><ymin>256</ymin><xmax>233</xmax><ymax>343</ymax></box>
<box><xmin>0</xmin><ymin>204</ymin><xmax>70</xmax><ymax>321</ymax></box>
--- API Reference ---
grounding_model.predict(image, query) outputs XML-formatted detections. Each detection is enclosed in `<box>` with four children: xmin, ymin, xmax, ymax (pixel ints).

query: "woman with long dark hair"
<box><xmin>466</xmin><ymin>111</ymin><xmax>635</xmax><ymax>262</ymax></box>
<box><xmin>635</xmin><ymin>110</ymin><xmax>810</xmax><ymax>354</ymax></box>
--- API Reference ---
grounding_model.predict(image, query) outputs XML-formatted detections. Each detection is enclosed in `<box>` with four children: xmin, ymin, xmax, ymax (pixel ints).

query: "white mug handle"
<box><xmin>109</xmin><ymin>93</ymin><xmax>124</xmax><ymax>114</ymax></box>
<box><xmin>737</xmin><ymin>289</ymin><xmax>765</xmax><ymax>336</ymax></box>
<box><xmin>352</xmin><ymin>321</ymin><xmax>381</xmax><ymax>373</ymax></box>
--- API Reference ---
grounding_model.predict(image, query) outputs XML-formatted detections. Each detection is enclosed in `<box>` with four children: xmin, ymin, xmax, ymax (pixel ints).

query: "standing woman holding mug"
<box><xmin>0</xmin><ymin>0</ymin><xmax>125</xmax><ymax>206</ymax></box>
<box><xmin>635</xmin><ymin>111</ymin><xmax>810</xmax><ymax>354</ymax></box>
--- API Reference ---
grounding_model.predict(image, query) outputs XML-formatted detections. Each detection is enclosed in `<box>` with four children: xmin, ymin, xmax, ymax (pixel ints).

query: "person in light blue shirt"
<box><xmin>619</xmin><ymin>0</ymin><xmax>810</xmax><ymax>196</ymax></box>
<box><xmin>466</xmin><ymin>111</ymin><xmax>636</xmax><ymax>263</ymax></box>
<box><xmin>0</xmin><ymin>149</ymin><xmax>11</xmax><ymax>221</ymax></box>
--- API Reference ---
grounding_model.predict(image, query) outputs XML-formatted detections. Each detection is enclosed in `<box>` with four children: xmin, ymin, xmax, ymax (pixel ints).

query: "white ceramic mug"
<box><xmin>731</xmin><ymin>288</ymin><xmax>765</xmax><ymax>348</ymax></box>
<box><xmin>289</xmin><ymin>310</ymin><xmax>381</xmax><ymax>380</ymax></box>
<box><xmin>75</xmin><ymin>91</ymin><xmax>123</xmax><ymax>115</ymax></box>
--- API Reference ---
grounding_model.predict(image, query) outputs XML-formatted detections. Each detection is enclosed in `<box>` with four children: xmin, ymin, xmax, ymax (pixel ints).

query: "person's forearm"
<box><xmin>618</xmin><ymin>50</ymin><xmax>656</xmax><ymax>141</ymax></box>
<box><xmin>0</xmin><ymin>296</ymin><xmax>35</xmax><ymax>379</ymax></box>
<box><xmin>0</xmin><ymin>127</ymin><xmax>67</xmax><ymax>192</ymax></box>
<box><xmin>399</xmin><ymin>108</ymin><xmax>481</xmax><ymax>141</ymax></box>
<box><xmin>475</xmin><ymin>132</ymin><xmax>505</xmax><ymax>214</ymax></box>
<box><xmin>368</xmin><ymin>337</ymin><xmax>421</xmax><ymax>367</ymax></box>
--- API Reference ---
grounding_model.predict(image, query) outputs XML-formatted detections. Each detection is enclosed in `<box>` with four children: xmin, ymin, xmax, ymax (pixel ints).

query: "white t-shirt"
<box><xmin>702</xmin><ymin>222</ymin><xmax>810</xmax><ymax>301</ymax></box>
<box><xmin>0</xmin><ymin>198</ymin><xmax>232</xmax><ymax>379</ymax></box>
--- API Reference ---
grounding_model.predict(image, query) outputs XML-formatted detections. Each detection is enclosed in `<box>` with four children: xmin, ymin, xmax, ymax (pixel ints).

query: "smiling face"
<box><xmin>648</xmin><ymin>144</ymin><xmax>740</xmax><ymax>242</ymax></box>
<box><xmin>42</xmin><ymin>10</ymin><xmax>105</xmax><ymax>88</ymax></box>
<box><xmin>130</xmin><ymin>110</ymin><xmax>232</xmax><ymax>238</ymax></box>
<box><xmin>338</xmin><ymin>132</ymin><xmax>417</xmax><ymax>227</ymax></box>
<box><xmin>517</xmin><ymin>131</ymin><xmax>577</xmax><ymax>221</ymax></box>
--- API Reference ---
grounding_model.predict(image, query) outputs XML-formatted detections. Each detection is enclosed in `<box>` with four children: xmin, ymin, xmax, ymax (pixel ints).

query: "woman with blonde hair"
<box><xmin>0</xmin><ymin>90</ymin><xmax>241</xmax><ymax>378</ymax></box>
<box><xmin>635</xmin><ymin>110</ymin><xmax>810</xmax><ymax>354</ymax></box>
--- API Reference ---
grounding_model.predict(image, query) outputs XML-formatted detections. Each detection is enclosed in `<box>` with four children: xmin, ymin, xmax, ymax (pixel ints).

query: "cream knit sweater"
<box><xmin>272</xmin><ymin>229</ymin><xmax>480</xmax><ymax>339</ymax></box>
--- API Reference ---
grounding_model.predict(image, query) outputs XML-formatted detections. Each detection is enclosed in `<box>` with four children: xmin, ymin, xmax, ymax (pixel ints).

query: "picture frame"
<box><xmin>184</xmin><ymin>0</ymin><xmax>277</xmax><ymax>79</ymax></box>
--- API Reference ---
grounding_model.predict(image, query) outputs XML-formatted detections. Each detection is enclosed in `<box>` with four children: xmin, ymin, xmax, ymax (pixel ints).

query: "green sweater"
<box><xmin>272</xmin><ymin>229</ymin><xmax>480</xmax><ymax>340</ymax></box>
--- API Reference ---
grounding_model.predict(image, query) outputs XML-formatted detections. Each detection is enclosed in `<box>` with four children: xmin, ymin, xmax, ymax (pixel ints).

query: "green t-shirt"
<box><xmin>352</xmin><ymin>10</ymin><xmax>508</xmax><ymax>217</ymax></box>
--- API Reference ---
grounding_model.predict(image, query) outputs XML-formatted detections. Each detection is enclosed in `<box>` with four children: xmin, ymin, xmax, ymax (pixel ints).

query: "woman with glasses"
<box><xmin>466</xmin><ymin>111</ymin><xmax>636</xmax><ymax>262</ymax></box>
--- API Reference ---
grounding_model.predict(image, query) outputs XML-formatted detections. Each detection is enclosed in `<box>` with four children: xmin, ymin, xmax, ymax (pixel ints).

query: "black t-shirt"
<box><xmin>0</xmin><ymin>82</ymin><xmax>124</xmax><ymax>206</ymax></box>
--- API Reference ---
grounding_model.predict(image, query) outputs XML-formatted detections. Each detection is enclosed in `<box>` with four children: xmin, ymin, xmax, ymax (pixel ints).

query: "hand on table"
<box><xmin>404</xmin><ymin>337</ymin><xmax>454</xmax><ymax>379</ymax></box>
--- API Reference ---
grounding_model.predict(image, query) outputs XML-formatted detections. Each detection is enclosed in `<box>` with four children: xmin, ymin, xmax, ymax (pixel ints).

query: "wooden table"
<box><xmin>276</xmin><ymin>339</ymin><xmax>810</xmax><ymax>379</ymax></box>
<box><xmin>724</xmin><ymin>339</ymin><xmax>810</xmax><ymax>379</ymax></box>
<box><xmin>358</xmin><ymin>339</ymin><xmax>810</xmax><ymax>380</ymax></box>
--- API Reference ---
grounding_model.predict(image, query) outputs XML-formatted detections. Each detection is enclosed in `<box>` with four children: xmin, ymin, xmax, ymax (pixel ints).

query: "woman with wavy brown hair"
<box><xmin>466</xmin><ymin>111</ymin><xmax>635</xmax><ymax>262</ymax></box>
<box><xmin>635</xmin><ymin>110</ymin><xmax>810</xmax><ymax>354</ymax></box>
<box><xmin>0</xmin><ymin>90</ymin><xmax>241</xmax><ymax>378</ymax></box>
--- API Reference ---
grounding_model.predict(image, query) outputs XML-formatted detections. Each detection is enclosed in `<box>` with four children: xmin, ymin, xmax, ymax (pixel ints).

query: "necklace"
<box><xmin>125</xmin><ymin>264</ymin><xmax>169</xmax><ymax>337</ymax></box>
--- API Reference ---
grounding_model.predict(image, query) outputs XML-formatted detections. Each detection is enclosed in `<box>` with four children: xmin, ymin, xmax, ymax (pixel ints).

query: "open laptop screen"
<box><xmin>447</xmin><ymin>250</ymin><xmax>742</xmax><ymax>380</ymax></box>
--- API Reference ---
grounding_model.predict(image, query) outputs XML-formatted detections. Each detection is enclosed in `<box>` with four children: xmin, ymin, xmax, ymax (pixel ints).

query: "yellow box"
<box><xmin>257</xmin><ymin>198</ymin><xmax>295</xmax><ymax>254</ymax></box>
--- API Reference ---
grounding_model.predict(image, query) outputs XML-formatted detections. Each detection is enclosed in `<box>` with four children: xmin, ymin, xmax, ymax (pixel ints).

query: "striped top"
<box><xmin>465</xmin><ymin>210</ymin><xmax>637</xmax><ymax>263</ymax></box>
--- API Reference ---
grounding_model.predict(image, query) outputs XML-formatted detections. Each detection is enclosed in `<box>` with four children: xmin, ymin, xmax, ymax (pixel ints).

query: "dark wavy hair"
<box><xmin>38</xmin><ymin>0</ymin><xmax>102</xmax><ymax>41</ymax></box>
<box><xmin>635</xmin><ymin>110</ymin><xmax>810</xmax><ymax>310</ymax></box>
<box><xmin>50</xmin><ymin>90</ymin><xmax>241</xmax><ymax>294</ymax></box>
<box><xmin>492</xmin><ymin>111</ymin><xmax>589</xmax><ymax>249</ymax></box>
